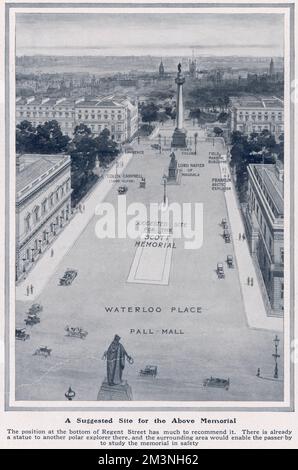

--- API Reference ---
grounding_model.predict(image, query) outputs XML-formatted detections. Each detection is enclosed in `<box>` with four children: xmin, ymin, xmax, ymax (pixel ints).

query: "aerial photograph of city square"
<box><xmin>14</xmin><ymin>10</ymin><xmax>285</xmax><ymax>403</ymax></box>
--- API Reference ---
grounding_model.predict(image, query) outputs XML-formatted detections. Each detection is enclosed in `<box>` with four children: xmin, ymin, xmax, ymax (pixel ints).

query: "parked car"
<box><xmin>59</xmin><ymin>269</ymin><xmax>78</xmax><ymax>286</ymax></box>
<box><xmin>217</xmin><ymin>263</ymin><xmax>225</xmax><ymax>279</ymax></box>
<box><xmin>139</xmin><ymin>365</ymin><xmax>158</xmax><ymax>377</ymax></box>
<box><xmin>117</xmin><ymin>186</ymin><xmax>128</xmax><ymax>195</ymax></box>
<box><xmin>15</xmin><ymin>328</ymin><xmax>30</xmax><ymax>341</ymax></box>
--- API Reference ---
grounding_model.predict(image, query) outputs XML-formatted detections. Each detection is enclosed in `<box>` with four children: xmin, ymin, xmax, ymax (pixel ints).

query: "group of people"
<box><xmin>247</xmin><ymin>277</ymin><xmax>254</xmax><ymax>287</ymax></box>
<box><xmin>26</xmin><ymin>284</ymin><xmax>34</xmax><ymax>296</ymax></box>
<box><xmin>238</xmin><ymin>233</ymin><xmax>246</xmax><ymax>241</ymax></box>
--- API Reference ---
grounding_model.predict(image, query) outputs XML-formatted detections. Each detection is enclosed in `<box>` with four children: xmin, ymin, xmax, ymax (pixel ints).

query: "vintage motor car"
<box><xmin>139</xmin><ymin>177</ymin><xmax>146</xmax><ymax>189</ymax></box>
<box><xmin>227</xmin><ymin>255</ymin><xmax>234</xmax><ymax>268</ymax></box>
<box><xmin>24</xmin><ymin>314</ymin><xmax>40</xmax><ymax>326</ymax></box>
<box><xmin>28</xmin><ymin>303</ymin><xmax>43</xmax><ymax>315</ymax></box>
<box><xmin>217</xmin><ymin>263</ymin><xmax>225</xmax><ymax>279</ymax></box>
<box><xmin>117</xmin><ymin>185</ymin><xmax>128</xmax><ymax>195</ymax></box>
<box><xmin>221</xmin><ymin>218</ymin><xmax>228</xmax><ymax>229</ymax></box>
<box><xmin>139</xmin><ymin>365</ymin><xmax>158</xmax><ymax>377</ymax></box>
<box><xmin>203</xmin><ymin>377</ymin><xmax>230</xmax><ymax>390</ymax></box>
<box><xmin>65</xmin><ymin>325</ymin><xmax>88</xmax><ymax>339</ymax></box>
<box><xmin>223</xmin><ymin>229</ymin><xmax>231</xmax><ymax>243</ymax></box>
<box><xmin>59</xmin><ymin>269</ymin><xmax>78</xmax><ymax>286</ymax></box>
<box><xmin>15</xmin><ymin>328</ymin><xmax>30</xmax><ymax>341</ymax></box>
<box><xmin>33</xmin><ymin>346</ymin><xmax>52</xmax><ymax>357</ymax></box>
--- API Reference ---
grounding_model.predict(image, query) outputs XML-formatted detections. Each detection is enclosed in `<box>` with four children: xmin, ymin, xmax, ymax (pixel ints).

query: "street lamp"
<box><xmin>194</xmin><ymin>132</ymin><xmax>198</xmax><ymax>155</ymax></box>
<box><xmin>65</xmin><ymin>387</ymin><xmax>76</xmax><ymax>401</ymax></box>
<box><xmin>162</xmin><ymin>174</ymin><xmax>167</xmax><ymax>206</ymax></box>
<box><xmin>272</xmin><ymin>335</ymin><xmax>280</xmax><ymax>379</ymax></box>
<box><xmin>158</xmin><ymin>134</ymin><xmax>161</xmax><ymax>154</ymax></box>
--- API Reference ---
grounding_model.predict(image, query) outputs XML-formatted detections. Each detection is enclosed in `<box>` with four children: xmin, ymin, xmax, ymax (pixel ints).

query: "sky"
<box><xmin>16</xmin><ymin>13</ymin><xmax>284</xmax><ymax>57</ymax></box>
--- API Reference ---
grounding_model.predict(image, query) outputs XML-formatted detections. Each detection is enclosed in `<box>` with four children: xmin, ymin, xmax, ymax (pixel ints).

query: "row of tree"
<box><xmin>230</xmin><ymin>130</ymin><xmax>284</xmax><ymax>202</ymax></box>
<box><xmin>16</xmin><ymin>120</ymin><xmax>120</xmax><ymax>204</ymax></box>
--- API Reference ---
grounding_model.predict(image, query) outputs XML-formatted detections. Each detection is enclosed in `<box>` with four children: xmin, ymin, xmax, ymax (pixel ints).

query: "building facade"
<box><xmin>74</xmin><ymin>96</ymin><xmax>138</xmax><ymax>142</ymax></box>
<box><xmin>16</xmin><ymin>95</ymin><xmax>138</xmax><ymax>142</ymax></box>
<box><xmin>244</xmin><ymin>161</ymin><xmax>284</xmax><ymax>315</ymax></box>
<box><xmin>230</xmin><ymin>95</ymin><xmax>284</xmax><ymax>140</ymax></box>
<box><xmin>16</xmin><ymin>153</ymin><xmax>72</xmax><ymax>281</ymax></box>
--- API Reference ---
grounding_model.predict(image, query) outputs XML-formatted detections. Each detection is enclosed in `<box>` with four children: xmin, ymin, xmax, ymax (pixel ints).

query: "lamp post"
<box><xmin>65</xmin><ymin>387</ymin><xmax>76</xmax><ymax>401</ymax></box>
<box><xmin>194</xmin><ymin>132</ymin><xmax>198</xmax><ymax>155</ymax></box>
<box><xmin>158</xmin><ymin>134</ymin><xmax>161</xmax><ymax>154</ymax></box>
<box><xmin>163</xmin><ymin>174</ymin><xmax>167</xmax><ymax>206</ymax></box>
<box><xmin>273</xmin><ymin>335</ymin><xmax>280</xmax><ymax>379</ymax></box>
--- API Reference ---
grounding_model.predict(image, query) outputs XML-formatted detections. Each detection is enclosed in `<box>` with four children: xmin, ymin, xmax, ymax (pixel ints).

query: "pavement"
<box><xmin>218</xmin><ymin>157</ymin><xmax>283</xmax><ymax>332</ymax></box>
<box><xmin>16</xmin><ymin>152</ymin><xmax>133</xmax><ymax>302</ymax></box>
<box><xmin>15</xmin><ymin>130</ymin><xmax>284</xmax><ymax>402</ymax></box>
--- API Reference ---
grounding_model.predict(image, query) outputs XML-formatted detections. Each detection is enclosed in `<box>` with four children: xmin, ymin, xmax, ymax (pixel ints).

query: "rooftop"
<box><xmin>231</xmin><ymin>95</ymin><xmax>283</xmax><ymax>110</ymax></box>
<box><xmin>16</xmin><ymin>154</ymin><xmax>69</xmax><ymax>194</ymax></box>
<box><xmin>251</xmin><ymin>163</ymin><xmax>284</xmax><ymax>217</ymax></box>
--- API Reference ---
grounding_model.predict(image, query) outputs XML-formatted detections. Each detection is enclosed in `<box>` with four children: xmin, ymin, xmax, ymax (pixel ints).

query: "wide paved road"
<box><xmin>15</xmin><ymin>134</ymin><xmax>283</xmax><ymax>403</ymax></box>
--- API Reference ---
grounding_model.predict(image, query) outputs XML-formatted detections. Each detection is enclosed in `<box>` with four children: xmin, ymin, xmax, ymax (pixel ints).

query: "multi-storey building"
<box><xmin>16</xmin><ymin>153</ymin><xmax>72</xmax><ymax>281</ymax></box>
<box><xmin>244</xmin><ymin>160</ymin><xmax>284</xmax><ymax>315</ymax></box>
<box><xmin>16</xmin><ymin>95</ymin><xmax>138</xmax><ymax>142</ymax></box>
<box><xmin>16</xmin><ymin>96</ymin><xmax>77</xmax><ymax>137</ymax></box>
<box><xmin>74</xmin><ymin>96</ymin><xmax>138</xmax><ymax>142</ymax></box>
<box><xmin>230</xmin><ymin>95</ymin><xmax>284</xmax><ymax>140</ymax></box>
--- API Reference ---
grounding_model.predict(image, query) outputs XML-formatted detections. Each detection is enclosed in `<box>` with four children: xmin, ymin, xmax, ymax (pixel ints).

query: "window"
<box><xmin>25</xmin><ymin>214</ymin><xmax>31</xmax><ymax>232</ymax></box>
<box><xmin>280</xmin><ymin>248</ymin><xmax>284</xmax><ymax>264</ymax></box>
<box><xmin>33</xmin><ymin>206</ymin><xmax>39</xmax><ymax>223</ymax></box>
<box><xmin>42</xmin><ymin>199</ymin><xmax>47</xmax><ymax>214</ymax></box>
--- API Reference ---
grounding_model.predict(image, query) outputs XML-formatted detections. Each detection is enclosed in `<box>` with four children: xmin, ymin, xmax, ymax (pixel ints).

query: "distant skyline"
<box><xmin>16</xmin><ymin>13</ymin><xmax>284</xmax><ymax>58</ymax></box>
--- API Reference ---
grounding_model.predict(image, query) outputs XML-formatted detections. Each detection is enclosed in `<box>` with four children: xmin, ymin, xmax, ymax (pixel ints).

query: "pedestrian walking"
<box><xmin>239</xmin><ymin>233</ymin><xmax>241</xmax><ymax>241</ymax></box>
<box><xmin>242</xmin><ymin>233</ymin><xmax>246</xmax><ymax>241</ymax></box>
<box><xmin>250</xmin><ymin>277</ymin><xmax>254</xmax><ymax>287</ymax></box>
<box><xmin>26</xmin><ymin>285</ymin><xmax>30</xmax><ymax>296</ymax></box>
<box><xmin>51</xmin><ymin>248</ymin><xmax>54</xmax><ymax>257</ymax></box>
<box><xmin>30</xmin><ymin>284</ymin><xmax>34</xmax><ymax>295</ymax></box>
<box><xmin>256</xmin><ymin>368</ymin><xmax>260</xmax><ymax>377</ymax></box>
<box><xmin>247</xmin><ymin>277</ymin><xmax>250</xmax><ymax>286</ymax></box>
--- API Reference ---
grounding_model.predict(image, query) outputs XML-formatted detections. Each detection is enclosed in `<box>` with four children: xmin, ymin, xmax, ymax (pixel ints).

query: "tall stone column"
<box><xmin>172</xmin><ymin>63</ymin><xmax>187</xmax><ymax>148</ymax></box>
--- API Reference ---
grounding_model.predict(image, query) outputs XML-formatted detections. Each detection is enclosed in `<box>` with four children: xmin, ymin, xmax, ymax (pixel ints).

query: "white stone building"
<box><xmin>230</xmin><ymin>95</ymin><xmax>284</xmax><ymax>140</ymax></box>
<box><xmin>16</xmin><ymin>95</ymin><xmax>138</xmax><ymax>142</ymax></box>
<box><xmin>16</xmin><ymin>153</ymin><xmax>72</xmax><ymax>280</ymax></box>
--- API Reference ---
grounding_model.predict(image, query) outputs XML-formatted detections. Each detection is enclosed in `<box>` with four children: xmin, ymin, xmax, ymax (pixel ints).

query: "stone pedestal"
<box><xmin>171</xmin><ymin>128</ymin><xmax>187</xmax><ymax>148</ymax></box>
<box><xmin>97</xmin><ymin>380</ymin><xmax>133</xmax><ymax>401</ymax></box>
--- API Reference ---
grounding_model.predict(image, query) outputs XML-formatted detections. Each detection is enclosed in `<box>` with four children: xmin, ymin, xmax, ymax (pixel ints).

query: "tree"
<box><xmin>33</xmin><ymin>120</ymin><xmax>70</xmax><ymax>154</ymax></box>
<box><xmin>213</xmin><ymin>127</ymin><xmax>223</xmax><ymax>137</ymax></box>
<box><xmin>217</xmin><ymin>111</ymin><xmax>229</xmax><ymax>123</ymax></box>
<box><xmin>16</xmin><ymin>120</ymin><xmax>69</xmax><ymax>154</ymax></box>
<box><xmin>140</xmin><ymin>103</ymin><xmax>159</xmax><ymax>126</ymax></box>
<box><xmin>95</xmin><ymin>128</ymin><xmax>119</xmax><ymax>166</ymax></box>
<box><xmin>16</xmin><ymin>120</ymin><xmax>36</xmax><ymax>153</ymax></box>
